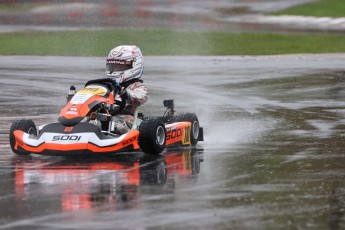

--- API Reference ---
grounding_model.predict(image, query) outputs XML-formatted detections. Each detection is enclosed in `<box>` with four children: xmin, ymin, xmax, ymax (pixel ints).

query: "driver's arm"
<box><xmin>126</xmin><ymin>82</ymin><xmax>148</xmax><ymax>105</ymax></box>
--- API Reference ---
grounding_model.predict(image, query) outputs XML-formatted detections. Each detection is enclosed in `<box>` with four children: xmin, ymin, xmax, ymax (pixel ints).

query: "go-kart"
<box><xmin>9</xmin><ymin>78</ymin><xmax>203</xmax><ymax>156</ymax></box>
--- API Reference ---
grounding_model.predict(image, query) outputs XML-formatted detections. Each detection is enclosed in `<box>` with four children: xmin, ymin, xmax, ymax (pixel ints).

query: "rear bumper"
<box><xmin>198</xmin><ymin>127</ymin><xmax>204</xmax><ymax>141</ymax></box>
<box><xmin>13</xmin><ymin>122</ymin><xmax>140</xmax><ymax>155</ymax></box>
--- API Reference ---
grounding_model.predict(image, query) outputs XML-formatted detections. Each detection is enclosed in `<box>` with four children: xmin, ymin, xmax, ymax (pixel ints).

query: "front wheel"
<box><xmin>9</xmin><ymin>119</ymin><xmax>36</xmax><ymax>155</ymax></box>
<box><xmin>176</xmin><ymin>113</ymin><xmax>200</xmax><ymax>146</ymax></box>
<box><xmin>139</xmin><ymin>118</ymin><xmax>166</xmax><ymax>155</ymax></box>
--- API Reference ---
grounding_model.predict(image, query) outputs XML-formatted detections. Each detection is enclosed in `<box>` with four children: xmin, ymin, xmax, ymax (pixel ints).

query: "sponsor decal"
<box><xmin>64</xmin><ymin>127</ymin><xmax>73</xmax><ymax>132</ymax></box>
<box><xmin>107</xmin><ymin>60</ymin><xmax>132</xmax><ymax>65</ymax></box>
<box><xmin>66</xmin><ymin>111</ymin><xmax>78</xmax><ymax>115</ymax></box>
<box><xmin>122</xmin><ymin>136</ymin><xmax>136</xmax><ymax>146</ymax></box>
<box><xmin>52</xmin><ymin>135</ymin><xmax>82</xmax><ymax>142</ymax></box>
<box><xmin>70</xmin><ymin>93</ymin><xmax>92</xmax><ymax>104</ymax></box>
<box><xmin>68</xmin><ymin>107</ymin><xmax>78</xmax><ymax>112</ymax></box>
<box><xmin>166</xmin><ymin>127</ymin><xmax>182</xmax><ymax>141</ymax></box>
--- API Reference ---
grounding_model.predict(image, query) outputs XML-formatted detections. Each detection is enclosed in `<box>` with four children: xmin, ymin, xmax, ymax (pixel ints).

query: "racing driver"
<box><xmin>105</xmin><ymin>45</ymin><xmax>148</xmax><ymax>134</ymax></box>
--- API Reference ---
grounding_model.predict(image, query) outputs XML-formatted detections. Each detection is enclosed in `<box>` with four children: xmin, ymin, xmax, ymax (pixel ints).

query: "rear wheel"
<box><xmin>139</xmin><ymin>118</ymin><xmax>166</xmax><ymax>155</ymax></box>
<box><xmin>9</xmin><ymin>119</ymin><xmax>36</xmax><ymax>155</ymax></box>
<box><xmin>176</xmin><ymin>113</ymin><xmax>200</xmax><ymax>146</ymax></box>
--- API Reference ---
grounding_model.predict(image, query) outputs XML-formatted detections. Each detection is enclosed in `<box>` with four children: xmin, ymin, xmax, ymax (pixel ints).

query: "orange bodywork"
<box><xmin>13</xmin><ymin>130</ymin><xmax>140</xmax><ymax>154</ymax></box>
<box><xmin>60</xmin><ymin>85</ymin><xmax>115</xmax><ymax>120</ymax></box>
<box><xmin>165</xmin><ymin>122</ymin><xmax>191</xmax><ymax>146</ymax></box>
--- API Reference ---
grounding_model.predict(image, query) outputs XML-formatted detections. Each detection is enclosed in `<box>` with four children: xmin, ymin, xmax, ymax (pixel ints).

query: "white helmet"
<box><xmin>106</xmin><ymin>45</ymin><xmax>144</xmax><ymax>84</ymax></box>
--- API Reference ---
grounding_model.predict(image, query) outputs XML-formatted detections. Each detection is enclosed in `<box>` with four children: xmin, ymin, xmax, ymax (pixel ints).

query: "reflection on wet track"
<box><xmin>0</xmin><ymin>149</ymin><xmax>203</xmax><ymax>229</ymax></box>
<box><xmin>1</xmin><ymin>55</ymin><xmax>345</xmax><ymax>229</ymax></box>
<box><xmin>11</xmin><ymin>150</ymin><xmax>202</xmax><ymax>213</ymax></box>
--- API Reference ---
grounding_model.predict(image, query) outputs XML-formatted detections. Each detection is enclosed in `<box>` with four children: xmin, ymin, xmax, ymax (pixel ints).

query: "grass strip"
<box><xmin>273</xmin><ymin>0</ymin><xmax>345</xmax><ymax>18</ymax></box>
<box><xmin>0</xmin><ymin>29</ymin><xmax>344</xmax><ymax>56</ymax></box>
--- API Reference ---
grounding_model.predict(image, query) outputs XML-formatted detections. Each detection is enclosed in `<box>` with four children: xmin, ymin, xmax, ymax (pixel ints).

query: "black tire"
<box><xmin>176</xmin><ymin>113</ymin><xmax>200</xmax><ymax>146</ymax></box>
<box><xmin>139</xmin><ymin>118</ymin><xmax>166</xmax><ymax>155</ymax></box>
<box><xmin>9</xmin><ymin>119</ymin><xmax>37</xmax><ymax>155</ymax></box>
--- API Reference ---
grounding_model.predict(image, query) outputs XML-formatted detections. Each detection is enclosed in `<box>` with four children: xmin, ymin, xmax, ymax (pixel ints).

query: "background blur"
<box><xmin>0</xmin><ymin>0</ymin><xmax>342</xmax><ymax>33</ymax></box>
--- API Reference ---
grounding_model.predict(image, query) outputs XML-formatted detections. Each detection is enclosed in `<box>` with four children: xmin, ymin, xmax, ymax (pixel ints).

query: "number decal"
<box><xmin>182</xmin><ymin>125</ymin><xmax>191</xmax><ymax>145</ymax></box>
<box><xmin>78</xmin><ymin>86</ymin><xmax>107</xmax><ymax>96</ymax></box>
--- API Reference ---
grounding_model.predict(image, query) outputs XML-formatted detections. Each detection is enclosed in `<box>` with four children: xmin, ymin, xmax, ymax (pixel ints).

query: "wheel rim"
<box><xmin>192</xmin><ymin>121</ymin><xmax>199</xmax><ymax>139</ymax></box>
<box><xmin>28</xmin><ymin>127</ymin><xmax>36</xmax><ymax>136</ymax></box>
<box><xmin>156</xmin><ymin>126</ymin><xmax>165</xmax><ymax>146</ymax></box>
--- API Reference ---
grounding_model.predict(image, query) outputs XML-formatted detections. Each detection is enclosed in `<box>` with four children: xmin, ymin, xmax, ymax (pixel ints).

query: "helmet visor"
<box><xmin>106</xmin><ymin>59</ymin><xmax>133</xmax><ymax>73</ymax></box>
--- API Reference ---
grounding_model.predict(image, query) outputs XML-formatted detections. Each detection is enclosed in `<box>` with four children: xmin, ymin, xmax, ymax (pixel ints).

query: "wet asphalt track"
<box><xmin>1</xmin><ymin>55</ymin><xmax>345</xmax><ymax>229</ymax></box>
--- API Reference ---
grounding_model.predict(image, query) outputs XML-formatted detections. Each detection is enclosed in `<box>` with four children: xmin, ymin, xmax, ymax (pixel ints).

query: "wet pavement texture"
<box><xmin>1</xmin><ymin>55</ymin><xmax>345</xmax><ymax>229</ymax></box>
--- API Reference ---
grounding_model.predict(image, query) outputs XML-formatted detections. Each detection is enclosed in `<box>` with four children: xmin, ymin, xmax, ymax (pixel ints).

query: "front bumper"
<box><xmin>13</xmin><ymin>122</ymin><xmax>140</xmax><ymax>155</ymax></box>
